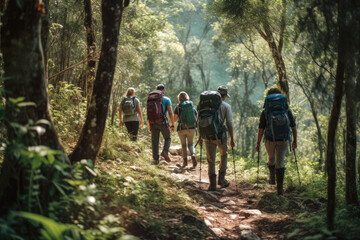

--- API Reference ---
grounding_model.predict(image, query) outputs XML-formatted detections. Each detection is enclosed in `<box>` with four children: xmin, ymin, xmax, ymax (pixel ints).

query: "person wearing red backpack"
<box><xmin>147</xmin><ymin>84</ymin><xmax>175</xmax><ymax>165</ymax></box>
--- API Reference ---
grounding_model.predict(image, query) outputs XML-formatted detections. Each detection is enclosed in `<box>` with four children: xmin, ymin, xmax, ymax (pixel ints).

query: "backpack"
<box><xmin>179</xmin><ymin>100</ymin><xmax>197</xmax><ymax>130</ymax></box>
<box><xmin>197</xmin><ymin>91</ymin><xmax>224</xmax><ymax>140</ymax></box>
<box><xmin>147</xmin><ymin>90</ymin><xmax>166</xmax><ymax>124</ymax></box>
<box><xmin>264</xmin><ymin>94</ymin><xmax>291</xmax><ymax>141</ymax></box>
<box><xmin>122</xmin><ymin>96</ymin><xmax>136</xmax><ymax>115</ymax></box>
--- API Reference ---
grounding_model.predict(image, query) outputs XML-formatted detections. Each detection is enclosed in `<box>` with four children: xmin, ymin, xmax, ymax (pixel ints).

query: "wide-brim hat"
<box><xmin>217</xmin><ymin>85</ymin><xmax>230</xmax><ymax>98</ymax></box>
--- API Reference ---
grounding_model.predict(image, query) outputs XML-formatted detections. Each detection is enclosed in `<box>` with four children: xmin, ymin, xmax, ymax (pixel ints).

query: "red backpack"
<box><xmin>147</xmin><ymin>90</ymin><xmax>166</xmax><ymax>124</ymax></box>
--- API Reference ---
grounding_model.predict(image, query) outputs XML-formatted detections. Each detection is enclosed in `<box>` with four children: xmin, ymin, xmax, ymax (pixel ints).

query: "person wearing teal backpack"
<box><xmin>174</xmin><ymin>91</ymin><xmax>198</xmax><ymax>168</ymax></box>
<box><xmin>255</xmin><ymin>88</ymin><xmax>297</xmax><ymax>195</ymax></box>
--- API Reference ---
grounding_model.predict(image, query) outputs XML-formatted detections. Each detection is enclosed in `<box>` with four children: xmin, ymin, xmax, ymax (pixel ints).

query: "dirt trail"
<box><xmin>161</xmin><ymin>151</ymin><xmax>294</xmax><ymax>240</ymax></box>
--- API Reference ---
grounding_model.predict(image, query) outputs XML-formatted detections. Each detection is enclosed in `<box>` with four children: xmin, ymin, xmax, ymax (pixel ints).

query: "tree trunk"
<box><xmin>326</xmin><ymin>0</ymin><xmax>347</xmax><ymax>230</ymax></box>
<box><xmin>69</xmin><ymin>0</ymin><xmax>128</xmax><ymax>164</ymax></box>
<box><xmin>345</xmin><ymin>70</ymin><xmax>359</xmax><ymax>206</ymax></box>
<box><xmin>0</xmin><ymin>0</ymin><xmax>69</xmax><ymax>214</ymax></box>
<box><xmin>357</xmin><ymin>75</ymin><xmax>360</xmax><ymax>192</ymax></box>
<box><xmin>0</xmin><ymin>0</ymin><xmax>6</xmax><ymax>13</ymax></box>
<box><xmin>42</xmin><ymin>0</ymin><xmax>50</xmax><ymax>81</ymax></box>
<box><xmin>305</xmin><ymin>89</ymin><xmax>325</xmax><ymax>170</ymax></box>
<box><xmin>257</xmin><ymin>0</ymin><xmax>289</xmax><ymax>98</ymax></box>
<box><xmin>261</xmin><ymin>28</ymin><xmax>289</xmax><ymax>98</ymax></box>
<box><xmin>82</xmin><ymin>0</ymin><xmax>97</xmax><ymax>106</ymax></box>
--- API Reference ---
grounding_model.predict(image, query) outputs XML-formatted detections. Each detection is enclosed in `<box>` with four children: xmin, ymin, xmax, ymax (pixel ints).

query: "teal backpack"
<box><xmin>179</xmin><ymin>100</ymin><xmax>197</xmax><ymax>130</ymax></box>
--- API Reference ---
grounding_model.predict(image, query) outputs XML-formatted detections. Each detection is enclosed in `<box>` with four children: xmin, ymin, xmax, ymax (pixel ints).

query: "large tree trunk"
<box><xmin>326</xmin><ymin>0</ymin><xmax>347</xmax><ymax>230</ymax></box>
<box><xmin>69</xmin><ymin>0</ymin><xmax>129</xmax><ymax>164</ymax></box>
<box><xmin>0</xmin><ymin>0</ymin><xmax>69</xmax><ymax>214</ymax></box>
<box><xmin>345</xmin><ymin>68</ymin><xmax>359</xmax><ymax>206</ymax></box>
<box><xmin>344</xmin><ymin>0</ymin><xmax>359</xmax><ymax>205</ymax></box>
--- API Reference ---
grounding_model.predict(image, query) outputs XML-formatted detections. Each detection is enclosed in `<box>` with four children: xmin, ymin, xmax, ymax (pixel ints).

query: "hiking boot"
<box><xmin>218</xmin><ymin>171</ymin><xmax>230</xmax><ymax>188</ymax></box>
<box><xmin>276</xmin><ymin>168</ymin><xmax>285</xmax><ymax>195</ymax></box>
<box><xmin>191</xmin><ymin>155</ymin><xmax>197</xmax><ymax>168</ymax></box>
<box><xmin>208</xmin><ymin>174</ymin><xmax>217</xmax><ymax>191</ymax></box>
<box><xmin>182</xmin><ymin>158</ymin><xmax>188</xmax><ymax>168</ymax></box>
<box><xmin>161</xmin><ymin>152</ymin><xmax>171</xmax><ymax>162</ymax></box>
<box><xmin>151</xmin><ymin>159</ymin><xmax>159</xmax><ymax>165</ymax></box>
<box><xmin>268</xmin><ymin>165</ymin><xmax>276</xmax><ymax>185</ymax></box>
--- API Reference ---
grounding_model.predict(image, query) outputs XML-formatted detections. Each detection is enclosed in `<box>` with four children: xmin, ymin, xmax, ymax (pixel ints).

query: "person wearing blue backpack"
<box><xmin>174</xmin><ymin>91</ymin><xmax>198</xmax><ymax>168</ymax></box>
<box><xmin>255</xmin><ymin>88</ymin><xmax>297</xmax><ymax>195</ymax></box>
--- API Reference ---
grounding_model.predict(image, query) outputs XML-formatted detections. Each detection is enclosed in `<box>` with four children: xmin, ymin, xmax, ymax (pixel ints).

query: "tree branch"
<box><xmin>48</xmin><ymin>54</ymin><xmax>98</xmax><ymax>81</ymax></box>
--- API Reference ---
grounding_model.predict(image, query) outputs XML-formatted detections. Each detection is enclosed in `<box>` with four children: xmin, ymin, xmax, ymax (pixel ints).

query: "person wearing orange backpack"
<box><xmin>147</xmin><ymin>84</ymin><xmax>175</xmax><ymax>165</ymax></box>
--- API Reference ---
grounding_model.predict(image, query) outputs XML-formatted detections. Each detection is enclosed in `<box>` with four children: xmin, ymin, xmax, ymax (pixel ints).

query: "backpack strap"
<box><xmin>132</xmin><ymin>96</ymin><xmax>137</xmax><ymax>113</ymax></box>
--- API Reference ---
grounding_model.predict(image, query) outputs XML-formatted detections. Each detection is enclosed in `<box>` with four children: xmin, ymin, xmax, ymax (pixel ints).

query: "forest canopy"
<box><xmin>0</xmin><ymin>0</ymin><xmax>359</xmax><ymax>239</ymax></box>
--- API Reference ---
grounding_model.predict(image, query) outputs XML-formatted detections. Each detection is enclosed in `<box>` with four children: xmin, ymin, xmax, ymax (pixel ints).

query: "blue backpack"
<box><xmin>179</xmin><ymin>100</ymin><xmax>197</xmax><ymax>130</ymax></box>
<box><xmin>264</xmin><ymin>94</ymin><xmax>290</xmax><ymax>141</ymax></box>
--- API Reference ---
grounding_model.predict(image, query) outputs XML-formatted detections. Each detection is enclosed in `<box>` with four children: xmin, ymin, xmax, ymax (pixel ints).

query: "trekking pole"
<box><xmin>199</xmin><ymin>141</ymin><xmax>202</xmax><ymax>182</ymax></box>
<box><xmin>232</xmin><ymin>147</ymin><xmax>238</xmax><ymax>193</ymax></box>
<box><xmin>257</xmin><ymin>147</ymin><xmax>260</xmax><ymax>187</ymax></box>
<box><xmin>293</xmin><ymin>149</ymin><xmax>301</xmax><ymax>186</ymax></box>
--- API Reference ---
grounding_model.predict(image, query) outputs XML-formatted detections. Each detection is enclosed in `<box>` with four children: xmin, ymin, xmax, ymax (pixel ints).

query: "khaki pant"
<box><xmin>177</xmin><ymin>129</ymin><xmax>195</xmax><ymax>159</ymax></box>
<box><xmin>265</xmin><ymin>140</ymin><xmax>288</xmax><ymax>168</ymax></box>
<box><xmin>205</xmin><ymin>134</ymin><xmax>228</xmax><ymax>176</ymax></box>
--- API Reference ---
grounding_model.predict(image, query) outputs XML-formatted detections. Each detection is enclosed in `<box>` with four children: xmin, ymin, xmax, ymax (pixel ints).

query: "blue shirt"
<box><xmin>162</xmin><ymin>96</ymin><xmax>172</xmax><ymax>124</ymax></box>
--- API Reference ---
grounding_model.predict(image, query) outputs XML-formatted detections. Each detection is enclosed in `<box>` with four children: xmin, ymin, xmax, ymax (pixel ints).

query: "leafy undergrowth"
<box><xmin>89</xmin><ymin>128</ymin><xmax>206</xmax><ymax>239</ymax></box>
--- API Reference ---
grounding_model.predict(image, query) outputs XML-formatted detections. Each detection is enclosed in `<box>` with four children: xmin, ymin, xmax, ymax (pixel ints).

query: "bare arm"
<box><xmin>119</xmin><ymin>105</ymin><xmax>123</xmax><ymax>128</ymax></box>
<box><xmin>292</xmin><ymin>126</ymin><xmax>297</xmax><ymax>149</ymax></box>
<box><xmin>147</xmin><ymin>120</ymin><xmax>151</xmax><ymax>133</ymax></box>
<box><xmin>174</xmin><ymin>113</ymin><xmax>178</xmax><ymax>122</ymax></box>
<box><xmin>228</xmin><ymin>126</ymin><xmax>235</xmax><ymax>148</ymax></box>
<box><xmin>256</xmin><ymin>128</ymin><xmax>264</xmax><ymax>152</ymax></box>
<box><xmin>167</xmin><ymin>105</ymin><xmax>175</xmax><ymax>132</ymax></box>
<box><xmin>136</xmin><ymin>102</ymin><xmax>144</xmax><ymax>128</ymax></box>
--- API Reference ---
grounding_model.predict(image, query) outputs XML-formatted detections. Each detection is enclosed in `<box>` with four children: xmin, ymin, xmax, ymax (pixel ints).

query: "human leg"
<box><xmin>274</xmin><ymin>141</ymin><xmax>288</xmax><ymax>195</ymax></box>
<box><xmin>178</xmin><ymin>130</ymin><xmax>188</xmax><ymax>167</ymax></box>
<box><xmin>160</xmin><ymin>124</ymin><xmax>171</xmax><ymax>162</ymax></box>
<box><xmin>125</xmin><ymin>121</ymin><xmax>139</xmax><ymax>141</ymax></box>
<box><xmin>265</xmin><ymin>140</ymin><xmax>277</xmax><ymax>185</ymax></box>
<box><xmin>151</xmin><ymin>124</ymin><xmax>161</xmax><ymax>164</ymax></box>
<box><xmin>205</xmin><ymin>139</ymin><xmax>217</xmax><ymax>191</ymax></box>
<box><xmin>218</xmin><ymin>135</ymin><xmax>229</xmax><ymax>188</ymax></box>
<box><xmin>186</xmin><ymin>129</ymin><xmax>197</xmax><ymax>167</ymax></box>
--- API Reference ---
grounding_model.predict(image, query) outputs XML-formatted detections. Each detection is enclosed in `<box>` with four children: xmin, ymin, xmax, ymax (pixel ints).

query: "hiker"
<box><xmin>119</xmin><ymin>87</ymin><xmax>144</xmax><ymax>141</ymax></box>
<box><xmin>255</xmin><ymin>88</ymin><xmax>297</xmax><ymax>195</ymax></box>
<box><xmin>174</xmin><ymin>91</ymin><xmax>198</xmax><ymax>168</ymax></box>
<box><xmin>198</xmin><ymin>86</ymin><xmax>235</xmax><ymax>191</ymax></box>
<box><xmin>147</xmin><ymin>84</ymin><xmax>175</xmax><ymax>165</ymax></box>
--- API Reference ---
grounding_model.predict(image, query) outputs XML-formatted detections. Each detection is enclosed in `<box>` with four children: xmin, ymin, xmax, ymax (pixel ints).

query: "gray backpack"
<box><xmin>122</xmin><ymin>96</ymin><xmax>136</xmax><ymax>115</ymax></box>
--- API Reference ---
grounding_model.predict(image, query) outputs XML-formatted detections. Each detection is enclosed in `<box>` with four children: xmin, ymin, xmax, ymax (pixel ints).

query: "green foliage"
<box><xmin>13</xmin><ymin>211</ymin><xmax>80</xmax><ymax>240</ymax></box>
<box><xmin>287</xmin><ymin>204</ymin><xmax>360</xmax><ymax>239</ymax></box>
<box><xmin>48</xmin><ymin>81</ymin><xmax>87</xmax><ymax>147</ymax></box>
